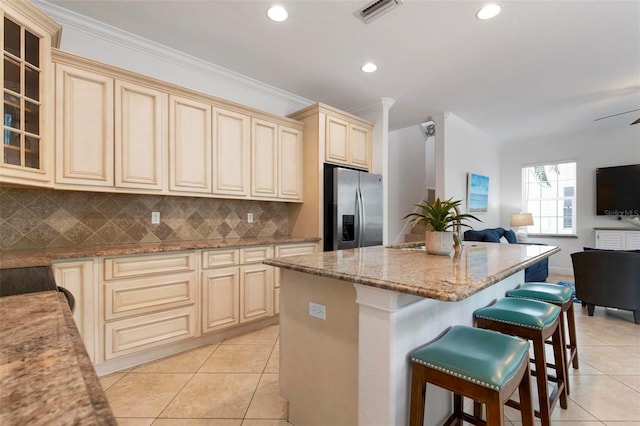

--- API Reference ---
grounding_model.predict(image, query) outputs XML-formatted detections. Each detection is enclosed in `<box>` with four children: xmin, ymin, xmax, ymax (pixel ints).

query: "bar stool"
<box><xmin>475</xmin><ymin>298</ymin><xmax>568</xmax><ymax>426</ymax></box>
<box><xmin>506</xmin><ymin>282</ymin><xmax>579</xmax><ymax>390</ymax></box>
<box><xmin>409</xmin><ymin>325</ymin><xmax>535</xmax><ymax>426</ymax></box>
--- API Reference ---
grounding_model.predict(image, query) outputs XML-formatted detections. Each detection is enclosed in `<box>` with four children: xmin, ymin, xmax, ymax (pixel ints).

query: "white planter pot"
<box><xmin>424</xmin><ymin>231</ymin><xmax>454</xmax><ymax>256</ymax></box>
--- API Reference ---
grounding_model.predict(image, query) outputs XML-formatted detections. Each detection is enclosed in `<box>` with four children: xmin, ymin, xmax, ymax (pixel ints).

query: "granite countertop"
<box><xmin>0</xmin><ymin>291</ymin><xmax>116</xmax><ymax>425</ymax></box>
<box><xmin>0</xmin><ymin>236</ymin><xmax>320</xmax><ymax>269</ymax></box>
<box><xmin>264</xmin><ymin>242</ymin><xmax>560</xmax><ymax>301</ymax></box>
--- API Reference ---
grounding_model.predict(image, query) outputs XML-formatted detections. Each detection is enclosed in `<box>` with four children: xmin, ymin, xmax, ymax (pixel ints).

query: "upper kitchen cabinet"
<box><xmin>54</xmin><ymin>50</ymin><xmax>168</xmax><ymax>192</ymax></box>
<box><xmin>48</xmin><ymin>47</ymin><xmax>304</xmax><ymax>201</ymax></box>
<box><xmin>1</xmin><ymin>1</ymin><xmax>60</xmax><ymax>186</ymax></box>
<box><xmin>115</xmin><ymin>80</ymin><xmax>167</xmax><ymax>191</ymax></box>
<box><xmin>251</xmin><ymin>118</ymin><xmax>303</xmax><ymax>201</ymax></box>
<box><xmin>212</xmin><ymin>107</ymin><xmax>250</xmax><ymax>197</ymax></box>
<box><xmin>55</xmin><ymin>61</ymin><xmax>114</xmax><ymax>187</ymax></box>
<box><xmin>323</xmin><ymin>107</ymin><xmax>372</xmax><ymax>170</ymax></box>
<box><xmin>169</xmin><ymin>94</ymin><xmax>212</xmax><ymax>194</ymax></box>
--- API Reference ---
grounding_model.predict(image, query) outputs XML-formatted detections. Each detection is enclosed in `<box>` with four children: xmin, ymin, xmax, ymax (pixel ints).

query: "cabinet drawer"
<box><xmin>104</xmin><ymin>252</ymin><xmax>195</xmax><ymax>280</ymax></box>
<box><xmin>240</xmin><ymin>246</ymin><xmax>273</xmax><ymax>264</ymax></box>
<box><xmin>105</xmin><ymin>272</ymin><xmax>196</xmax><ymax>320</ymax></box>
<box><xmin>104</xmin><ymin>306</ymin><xmax>196</xmax><ymax>360</ymax></box>
<box><xmin>202</xmin><ymin>249</ymin><xmax>240</xmax><ymax>268</ymax></box>
<box><xmin>275</xmin><ymin>243</ymin><xmax>317</xmax><ymax>258</ymax></box>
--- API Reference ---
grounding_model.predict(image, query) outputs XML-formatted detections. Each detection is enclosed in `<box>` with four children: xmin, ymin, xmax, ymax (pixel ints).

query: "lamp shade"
<box><xmin>510</xmin><ymin>213</ymin><xmax>534</xmax><ymax>227</ymax></box>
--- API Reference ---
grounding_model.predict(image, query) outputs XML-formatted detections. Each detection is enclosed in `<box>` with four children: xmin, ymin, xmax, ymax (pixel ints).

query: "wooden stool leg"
<box><xmin>410</xmin><ymin>367</ymin><xmax>426</xmax><ymax>426</ymax></box>
<box><xmin>557</xmin><ymin>312</ymin><xmax>570</xmax><ymax>395</ymax></box>
<box><xmin>532</xmin><ymin>334</ymin><xmax>552</xmax><ymax>426</ymax></box>
<box><xmin>485</xmin><ymin>394</ymin><xmax>505</xmax><ymax>426</ymax></box>
<box><xmin>552</xmin><ymin>324</ymin><xmax>569</xmax><ymax>409</ymax></box>
<box><xmin>519</xmin><ymin>362</ymin><xmax>535</xmax><ymax>426</ymax></box>
<box><xmin>566</xmin><ymin>302</ymin><xmax>579</xmax><ymax>369</ymax></box>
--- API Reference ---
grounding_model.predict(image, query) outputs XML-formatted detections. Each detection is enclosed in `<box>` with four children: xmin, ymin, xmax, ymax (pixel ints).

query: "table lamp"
<box><xmin>510</xmin><ymin>213</ymin><xmax>533</xmax><ymax>243</ymax></box>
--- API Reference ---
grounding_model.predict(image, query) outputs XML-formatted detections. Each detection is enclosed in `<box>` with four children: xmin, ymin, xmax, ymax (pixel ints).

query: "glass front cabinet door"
<box><xmin>1</xmin><ymin>1</ymin><xmax>60</xmax><ymax>185</ymax></box>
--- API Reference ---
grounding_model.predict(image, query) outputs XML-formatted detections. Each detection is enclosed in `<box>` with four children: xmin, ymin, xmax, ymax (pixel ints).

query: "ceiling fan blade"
<box><xmin>631</xmin><ymin>117</ymin><xmax>640</xmax><ymax>125</ymax></box>
<box><xmin>593</xmin><ymin>108</ymin><xmax>640</xmax><ymax>121</ymax></box>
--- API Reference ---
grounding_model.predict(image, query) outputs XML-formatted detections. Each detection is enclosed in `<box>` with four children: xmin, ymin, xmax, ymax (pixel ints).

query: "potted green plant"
<box><xmin>404</xmin><ymin>197</ymin><xmax>481</xmax><ymax>255</ymax></box>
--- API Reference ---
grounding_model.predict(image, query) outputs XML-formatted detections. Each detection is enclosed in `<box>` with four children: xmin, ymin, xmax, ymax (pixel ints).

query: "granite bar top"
<box><xmin>0</xmin><ymin>236</ymin><xmax>319</xmax><ymax>269</ymax></box>
<box><xmin>0</xmin><ymin>291</ymin><xmax>116</xmax><ymax>425</ymax></box>
<box><xmin>264</xmin><ymin>242</ymin><xmax>560</xmax><ymax>301</ymax></box>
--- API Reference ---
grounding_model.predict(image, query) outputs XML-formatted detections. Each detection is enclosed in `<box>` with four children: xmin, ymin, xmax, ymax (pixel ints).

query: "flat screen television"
<box><xmin>596</xmin><ymin>164</ymin><xmax>640</xmax><ymax>216</ymax></box>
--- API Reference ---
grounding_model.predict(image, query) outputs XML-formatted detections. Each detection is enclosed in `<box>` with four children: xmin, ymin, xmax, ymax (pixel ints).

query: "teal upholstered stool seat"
<box><xmin>409</xmin><ymin>325</ymin><xmax>535</xmax><ymax>426</ymax></box>
<box><xmin>475</xmin><ymin>298</ymin><xmax>568</xmax><ymax>426</ymax></box>
<box><xmin>507</xmin><ymin>283</ymin><xmax>580</xmax><ymax>374</ymax></box>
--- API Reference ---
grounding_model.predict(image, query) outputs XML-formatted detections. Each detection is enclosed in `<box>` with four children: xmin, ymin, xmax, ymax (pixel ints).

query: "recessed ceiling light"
<box><xmin>476</xmin><ymin>3</ymin><xmax>501</xmax><ymax>20</ymax></box>
<box><xmin>267</xmin><ymin>5</ymin><xmax>288</xmax><ymax>22</ymax></box>
<box><xmin>361</xmin><ymin>62</ymin><xmax>378</xmax><ymax>73</ymax></box>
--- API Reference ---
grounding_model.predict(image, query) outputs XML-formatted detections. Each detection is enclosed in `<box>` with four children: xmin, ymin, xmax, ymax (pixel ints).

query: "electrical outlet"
<box><xmin>247</xmin><ymin>213</ymin><xmax>254</xmax><ymax>223</ymax></box>
<box><xmin>151</xmin><ymin>211</ymin><xmax>160</xmax><ymax>224</ymax></box>
<box><xmin>308</xmin><ymin>301</ymin><xmax>326</xmax><ymax>320</ymax></box>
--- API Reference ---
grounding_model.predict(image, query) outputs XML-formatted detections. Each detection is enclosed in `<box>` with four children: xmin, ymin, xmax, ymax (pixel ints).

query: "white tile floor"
<box><xmin>100</xmin><ymin>274</ymin><xmax>640</xmax><ymax>425</ymax></box>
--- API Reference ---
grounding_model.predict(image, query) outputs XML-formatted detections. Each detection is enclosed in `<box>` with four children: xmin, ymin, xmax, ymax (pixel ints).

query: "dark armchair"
<box><xmin>571</xmin><ymin>250</ymin><xmax>640</xmax><ymax>324</ymax></box>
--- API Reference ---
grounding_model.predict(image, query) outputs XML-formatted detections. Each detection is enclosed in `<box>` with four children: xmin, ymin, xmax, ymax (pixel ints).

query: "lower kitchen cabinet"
<box><xmin>240</xmin><ymin>263</ymin><xmax>273</xmax><ymax>322</ymax></box>
<box><xmin>201</xmin><ymin>246</ymin><xmax>274</xmax><ymax>333</ymax></box>
<box><xmin>52</xmin><ymin>259</ymin><xmax>97</xmax><ymax>363</ymax></box>
<box><xmin>101</xmin><ymin>252</ymin><xmax>197</xmax><ymax>360</ymax></box>
<box><xmin>273</xmin><ymin>242</ymin><xmax>318</xmax><ymax>314</ymax></box>
<box><xmin>201</xmin><ymin>266</ymin><xmax>240</xmax><ymax>333</ymax></box>
<box><xmin>57</xmin><ymin>241</ymin><xmax>316</xmax><ymax>368</ymax></box>
<box><xmin>104</xmin><ymin>306</ymin><xmax>196</xmax><ymax>360</ymax></box>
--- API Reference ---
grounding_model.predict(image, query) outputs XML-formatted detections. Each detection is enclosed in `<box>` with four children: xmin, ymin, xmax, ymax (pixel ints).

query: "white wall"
<box><xmin>441</xmin><ymin>113</ymin><xmax>502</xmax><ymax>229</ymax></box>
<box><xmin>500</xmin><ymin>124</ymin><xmax>640</xmax><ymax>274</ymax></box>
<box><xmin>387</xmin><ymin>125</ymin><xmax>428</xmax><ymax>243</ymax></box>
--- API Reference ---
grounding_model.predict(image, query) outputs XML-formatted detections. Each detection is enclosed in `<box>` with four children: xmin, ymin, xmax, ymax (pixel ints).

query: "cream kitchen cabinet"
<box><xmin>273</xmin><ymin>242</ymin><xmax>318</xmax><ymax>314</ymax></box>
<box><xmin>54</xmin><ymin>51</ymin><xmax>168</xmax><ymax>192</ymax></box>
<box><xmin>1</xmin><ymin>1</ymin><xmax>60</xmax><ymax>186</ymax></box>
<box><xmin>52</xmin><ymin>259</ymin><xmax>97</xmax><ymax>363</ymax></box>
<box><xmin>595</xmin><ymin>229</ymin><xmax>640</xmax><ymax>250</ymax></box>
<box><xmin>115</xmin><ymin>79</ymin><xmax>167</xmax><ymax>191</ymax></box>
<box><xmin>201</xmin><ymin>248</ymin><xmax>241</xmax><ymax>333</ymax></box>
<box><xmin>240</xmin><ymin>246</ymin><xmax>274</xmax><ymax>322</ymax></box>
<box><xmin>168</xmin><ymin>94</ymin><xmax>212</xmax><ymax>194</ymax></box>
<box><xmin>212</xmin><ymin>107</ymin><xmax>250</xmax><ymax>197</ymax></box>
<box><xmin>101</xmin><ymin>252</ymin><xmax>197</xmax><ymax>360</ymax></box>
<box><xmin>325</xmin><ymin>113</ymin><xmax>372</xmax><ymax>170</ymax></box>
<box><xmin>201</xmin><ymin>246</ymin><xmax>274</xmax><ymax>333</ymax></box>
<box><xmin>55</xmin><ymin>62</ymin><xmax>114</xmax><ymax>187</ymax></box>
<box><xmin>251</xmin><ymin>118</ymin><xmax>303</xmax><ymax>201</ymax></box>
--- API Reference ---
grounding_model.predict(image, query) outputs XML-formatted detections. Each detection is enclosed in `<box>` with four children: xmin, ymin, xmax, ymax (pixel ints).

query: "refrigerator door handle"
<box><xmin>357</xmin><ymin>187</ymin><xmax>366</xmax><ymax>247</ymax></box>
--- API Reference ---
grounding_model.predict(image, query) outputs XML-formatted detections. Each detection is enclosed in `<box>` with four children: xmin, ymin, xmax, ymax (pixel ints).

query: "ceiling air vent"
<box><xmin>357</xmin><ymin>0</ymin><xmax>402</xmax><ymax>24</ymax></box>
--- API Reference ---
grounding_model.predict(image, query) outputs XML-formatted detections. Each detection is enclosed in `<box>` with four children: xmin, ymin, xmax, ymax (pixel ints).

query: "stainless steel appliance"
<box><xmin>323</xmin><ymin>164</ymin><xmax>383</xmax><ymax>251</ymax></box>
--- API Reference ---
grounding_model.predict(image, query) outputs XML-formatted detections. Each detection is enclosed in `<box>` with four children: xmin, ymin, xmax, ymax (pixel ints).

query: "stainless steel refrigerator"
<box><xmin>323</xmin><ymin>164</ymin><xmax>383</xmax><ymax>251</ymax></box>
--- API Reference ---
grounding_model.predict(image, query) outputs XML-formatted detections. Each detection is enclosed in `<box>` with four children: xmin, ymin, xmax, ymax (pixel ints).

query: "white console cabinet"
<box><xmin>595</xmin><ymin>229</ymin><xmax>640</xmax><ymax>250</ymax></box>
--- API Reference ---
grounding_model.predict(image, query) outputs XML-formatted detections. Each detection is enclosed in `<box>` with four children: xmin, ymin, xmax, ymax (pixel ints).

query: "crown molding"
<box><xmin>444</xmin><ymin>112</ymin><xmax>485</xmax><ymax>135</ymax></box>
<box><xmin>349</xmin><ymin>97</ymin><xmax>397</xmax><ymax>116</ymax></box>
<box><xmin>33</xmin><ymin>0</ymin><xmax>313</xmax><ymax>111</ymax></box>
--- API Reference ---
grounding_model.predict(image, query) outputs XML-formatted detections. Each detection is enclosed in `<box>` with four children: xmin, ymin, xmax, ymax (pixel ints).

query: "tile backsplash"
<box><xmin>0</xmin><ymin>187</ymin><xmax>289</xmax><ymax>251</ymax></box>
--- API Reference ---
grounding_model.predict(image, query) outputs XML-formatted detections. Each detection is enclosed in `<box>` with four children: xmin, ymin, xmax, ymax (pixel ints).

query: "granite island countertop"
<box><xmin>0</xmin><ymin>291</ymin><xmax>116</xmax><ymax>425</ymax></box>
<box><xmin>264</xmin><ymin>242</ymin><xmax>560</xmax><ymax>301</ymax></box>
<box><xmin>0</xmin><ymin>236</ymin><xmax>320</xmax><ymax>269</ymax></box>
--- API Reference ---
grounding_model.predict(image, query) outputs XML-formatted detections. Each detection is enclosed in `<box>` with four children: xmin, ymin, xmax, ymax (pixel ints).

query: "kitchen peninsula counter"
<box><xmin>265</xmin><ymin>242</ymin><xmax>559</xmax><ymax>426</ymax></box>
<box><xmin>0</xmin><ymin>236</ymin><xmax>319</xmax><ymax>269</ymax></box>
<box><xmin>0</xmin><ymin>291</ymin><xmax>116</xmax><ymax>425</ymax></box>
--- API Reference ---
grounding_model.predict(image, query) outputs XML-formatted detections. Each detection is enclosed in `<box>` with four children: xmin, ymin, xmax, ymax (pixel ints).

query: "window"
<box><xmin>521</xmin><ymin>161</ymin><xmax>576</xmax><ymax>235</ymax></box>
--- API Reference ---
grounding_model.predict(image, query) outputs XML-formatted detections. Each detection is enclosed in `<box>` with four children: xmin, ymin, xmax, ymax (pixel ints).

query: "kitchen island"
<box><xmin>264</xmin><ymin>242</ymin><xmax>559</xmax><ymax>426</ymax></box>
